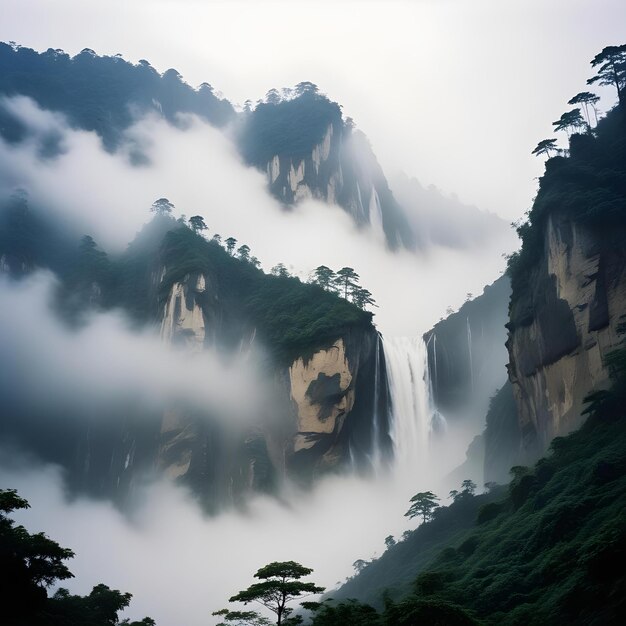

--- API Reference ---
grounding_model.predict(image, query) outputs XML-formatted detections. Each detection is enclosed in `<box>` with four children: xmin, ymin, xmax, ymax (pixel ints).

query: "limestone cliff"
<box><xmin>240</xmin><ymin>90</ymin><xmax>414</xmax><ymax>250</ymax></box>
<box><xmin>423</xmin><ymin>276</ymin><xmax>511</xmax><ymax>426</ymax></box>
<box><xmin>0</xmin><ymin>210</ymin><xmax>390</xmax><ymax>509</ymax></box>
<box><xmin>507</xmin><ymin>212</ymin><xmax>626</xmax><ymax>455</ymax></box>
<box><xmin>263</xmin><ymin>125</ymin><xmax>414</xmax><ymax>250</ymax></box>
<box><xmin>154</xmin><ymin>269</ymin><xmax>390</xmax><ymax>503</ymax></box>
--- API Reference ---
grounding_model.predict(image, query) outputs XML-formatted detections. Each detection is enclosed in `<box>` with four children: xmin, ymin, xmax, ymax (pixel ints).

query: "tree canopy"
<box><xmin>0</xmin><ymin>489</ymin><xmax>153</xmax><ymax>626</ymax></box>
<box><xmin>568</xmin><ymin>91</ymin><xmax>600</xmax><ymax>126</ymax></box>
<box><xmin>405</xmin><ymin>491</ymin><xmax>440</xmax><ymax>523</ymax></box>
<box><xmin>189</xmin><ymin>215</ymin><xmax>208</xmax><ymax>233</ymax></box>
<box><xmin>531</xmin><ymin>138</ymin><xmax>558</xmax><ymax>158</ymax></box>
<box><xmin>150</xmin><ymin>197</ymin><xmax>174</xmax><ymax>215</ymax></box>
<box><xmin>311</xmin><ymin>265</ymin><xmax>336</xmax><ymax>291</ymax></box>
<box><xmin>226</xmin><ymin>561</ymin><xmax>324</xmax><ymax>625</ymax></box>
<box><xmin>587</xmin><ymin>44</ymin><xmax>626</xmax><ymax>104</ymax></box>
<box><xmin>552</xmin><ymin>108</ymin><xmax>586</xmax><ymax>136</ymax></box>
<box><xmin>225</xmin><ymin>236</ymin><xmax>238</xmax><ymax>254</ymax></box>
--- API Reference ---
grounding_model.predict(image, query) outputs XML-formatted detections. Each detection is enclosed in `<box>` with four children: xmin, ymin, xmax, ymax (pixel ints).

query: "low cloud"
<box><xmin>392</xmin><ymin>172</ymin><xmax>517</xmax><ymax>251</ymax></box>
<box><xmin>0</xmin><ymin>272</ymin><xmax>266</xmax><ymax>419</ymax></box>
<box><xmin>0</xmin><ymin>97</ymin><xmax>507</xmax><ymax>626</ymax></box>
<box><xmin>1</xmin><ymin>429</ymin><xmax>468</xmax><ymax>626</ymax></box>
<box><xmin>0</xmin><ymin>96</ymin><xmax>516</xmax><ymax>335</ymax></box>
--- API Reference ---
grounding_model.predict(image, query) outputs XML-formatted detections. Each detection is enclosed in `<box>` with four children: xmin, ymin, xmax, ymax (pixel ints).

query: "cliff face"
<box><xmin>263</xmin><ymin>125</ymin><xmax>414</xmax><ymax>250</ymax></box>
<box><xmin>423</xmin><ymin>276</ymin><xmax>511</xmax><ymax>426</ymax></box>
<box><xmin>507</xmin><ymin>212</ymin><xmax>626</xmax><ymax>455</ymax></box>
<box><xmin>240</xmin><ymin>90</ymin><xmax>415</xmax><ymax>250</ymax></box>
<box><xmin>154</xmin><ymin>270</ymin><xmax>390</xmax><ymax>504</ymax></box>
<box><xmin>265</xmin><ymin>123</ymin><xmax>338</xmax><ymax>205</ymax></box>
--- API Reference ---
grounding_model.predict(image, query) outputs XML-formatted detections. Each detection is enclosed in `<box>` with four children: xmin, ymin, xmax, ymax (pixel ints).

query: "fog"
<box><xmin>2</xmin><ymin>401</ymin><xmax>465</xmax><ymax>626</ymax></box>
<box><xmin>0</xmin><ymin>272</ymin><xmax>266</xmax><ymax>420</ymax></box>
<box><xmin>0</xmin><ymin>47</ymin><xmax>522</xmax><ymax>626</ymax></box>
<box><xmin>2</xmin><ymin>0</ymin><xmax>625</xmax><ymax>220</ymax></box>
<box><xmin>0</xmin><ymin>97</ymin><xmax>516</xmax><ymax>335</ymax></box>
<box><xmin>391</xmin><ymin>172</ymin><xmax>511</xmax><ymax>250</ymax></box>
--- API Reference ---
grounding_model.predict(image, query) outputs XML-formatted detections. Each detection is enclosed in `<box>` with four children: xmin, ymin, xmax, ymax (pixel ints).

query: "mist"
<box><xmin>2</xmin><ymin>395</ymin><xmax>466</xmax><ymax>626</ymax></box>
<box><xmin>0</xmin><ymin>96</ymin><xmax>515</xmax><ymax>336</ymax></box>
<box><xmin>2</xmin><ymin>0</ymin><xmax>625</xmax><ymax>221</ymax></box>
<box><xmin>0</xmin><ymin>94</ymin><xmax>514</xmax><ymax>626</ymax></box>
<box><xmin>0</xmin><ymin>272</ymin><xmax>267</xmax><ymax>419</ymax></box>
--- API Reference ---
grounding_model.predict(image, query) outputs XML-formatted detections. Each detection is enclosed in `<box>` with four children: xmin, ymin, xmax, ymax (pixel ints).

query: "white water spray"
<box><xmin>382</xmin><ymin>336</ymin><xmax>433</xmax><ymax>472</ymax></box>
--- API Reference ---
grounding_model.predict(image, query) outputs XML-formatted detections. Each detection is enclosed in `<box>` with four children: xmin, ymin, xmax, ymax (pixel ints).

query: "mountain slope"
<box><xmin>327</xmin><ymin>351</ymin><xmax>626</xmax><ymax>624</ymax></box>
<box><xmin>0</xmin><ymin>43</ymin><xmax>415</xmax><ymax>249</ymax></box>
<box><xmin>0</xmin><ymin>42</ymin><xmax>234</xmax><ymax>149</ymax></box>
<box><xmin>0</xmin><ymin>205</ymin><xmax>391</xmax><ymax>509</ymax></box>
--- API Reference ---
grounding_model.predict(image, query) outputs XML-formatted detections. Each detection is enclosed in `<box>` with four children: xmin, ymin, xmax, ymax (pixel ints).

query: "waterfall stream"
<box><xmin>467</xmin><ymin>316</ymin><xmax>474</xmax><ymax>393</ymax></box>
<box><xmin>382</xmin><ymin>336</ymin><xmax>433</xmax><ymax>471</ymax></box>
<box><xmin>370</xmin><ymin>336</ymin><xmax>383</xmax><ymax>469</ymax></box>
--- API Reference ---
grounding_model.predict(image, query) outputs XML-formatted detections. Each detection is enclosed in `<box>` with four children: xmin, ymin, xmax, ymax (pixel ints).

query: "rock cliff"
<box><xmin>507</xmin><ymin>212</ymin><xmax>626</xmax><ymax>456</ymax></box>
<box><xmin>155</xmin><ymin>270</ymin><xmax>391</xmax><ymax>500</ymax></box>
<box><xmin>239</xmin><ymin>89</ymin><xmax>415</xmax><ymax>250</ymax></box>
<box><xmin>423</xmin><ymin>276</ymin><xmax>511</xmax><ymax>426</ymax></box>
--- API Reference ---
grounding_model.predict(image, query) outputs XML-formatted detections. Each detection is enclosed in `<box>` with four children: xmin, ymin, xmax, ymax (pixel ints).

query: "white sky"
<box><xmin>2</xmin><ymin>0</ymin><xmax>625</xmax><ymax>220</ymax></box>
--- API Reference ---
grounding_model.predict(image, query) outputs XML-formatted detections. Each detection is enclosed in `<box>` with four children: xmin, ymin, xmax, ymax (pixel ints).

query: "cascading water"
<box><xmin>467</xmin><ymin>316</ymin><xmax>474</xmax><ymax>393</ymax></box>
<box><xmin>368</xmin><ymin>186</ymin><xmax>386</xmax><ymax>243</ymax></box>
<box><xmin>370</xmin><ymin>335</ymin><xmax>383</xmax><ymax>469</ymax></box>
<box><xmin>382</xmin><ymin>336</ymin><xmax>433</xmax><ymax>472</ymax></box>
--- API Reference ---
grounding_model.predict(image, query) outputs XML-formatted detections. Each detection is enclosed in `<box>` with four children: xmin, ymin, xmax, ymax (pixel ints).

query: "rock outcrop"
<box><xmin>154</xmin><ymin>270</ymin><xmax>390</xmax><ymax>503</ymax></box>
<box><xmin>244</xmin><ymin>94</ymin><xmax>415</xmax><ymax>249</ymax></box>
<box><xmin>423</xmin><ymin>276</ymin><xmax>511</xmax><ymax>426</ymax></box>
<box><xmin>507</xmin><ymin>212</ymin><xmax>626</xmax><ymax>455</ymax></box>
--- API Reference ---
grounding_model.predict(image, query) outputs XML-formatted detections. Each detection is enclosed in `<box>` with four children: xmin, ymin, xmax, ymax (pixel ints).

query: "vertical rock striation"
<box><xmin>154</xmin><ymin>270</ymin><xmax>390</xmax><ymax>504</ymax></box>
<box><xmin>507</xmin><ymin>213</ymin><xmax>626</xmax><ymax>456</ymax></box>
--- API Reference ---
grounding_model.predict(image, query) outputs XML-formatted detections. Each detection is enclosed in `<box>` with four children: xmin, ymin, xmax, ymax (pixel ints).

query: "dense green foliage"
<box><xmin>334</xmin><ymin>488</ymin><xmax>503</xmax><ymax>607</ymax></box>
<box><xmin>323</xmin><ymin>348</ymin><xmax>626</xmax><ymax>625</ymax></box>
<box><xmin>307</xmin><ymin>595</ymin><xmax>480</xmax><ymax>626</ymax></box>
<box><xmin>0</xmin><ymin>43</ymin><xmax>234</xmax><ymax>149</ymax></box>
<box><xmin>158</xmin><ymin>226</ymin><xmax>372</xmax><ymax>362</ymax></box>
<box><xmin>0</xmin><ymin>191</ymin><xmax>373</xmax><ymax>362</ymax></box>
<box><xmin>405</xmin><ymin>491</ymin><xmax>440</xmax><ymax>522</ymax></box>
<box><xmin>0</xmin><ymin>489</ymin><xmax>153</xmax><ymax>626</ymax></box>
<box><xmin>507</xmin><ymin>49</ymin><xmax>626</xmax><ymax>295</ymax></box>
<box><xmin>0</xmin><ymin>41</ymin><xmax>415</xmax><ymax>251</ymax></box>
<box><xmin>239</xmin><ymin>86</ymin><xmax>342</xmax><ymax>166</ymax></box>
<box><xmin>0</xmin><ymin>190</ymin><xmax>77</xmax><ymax>277</ymax></box>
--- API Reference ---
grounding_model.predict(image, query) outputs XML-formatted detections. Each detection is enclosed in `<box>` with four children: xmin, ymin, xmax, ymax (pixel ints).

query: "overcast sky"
<box><xmin>2</xmin><ymin>0</ymin><xmax>625</xmax><ymax>221</ymax></box>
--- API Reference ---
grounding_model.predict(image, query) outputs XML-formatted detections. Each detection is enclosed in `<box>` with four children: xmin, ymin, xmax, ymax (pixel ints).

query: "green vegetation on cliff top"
<box><xmin>158</xmin><ymin>225</ymin><xmax>372</xmax><ymax>362</ymax></box>
<box><xmin>507</xmin><ymin>47</ymin><xmax>626</xmax><ymax>295</ymax></box>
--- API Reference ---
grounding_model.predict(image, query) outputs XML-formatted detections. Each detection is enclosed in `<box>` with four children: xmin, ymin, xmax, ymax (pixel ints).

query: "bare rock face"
<box><xmin>507</xmin><ymin>213</ymin><xmax>626</xmax><ymax>456</ymax></box>
<box><xmin>264</xmin><ymin>123</ymin><xmax>340</xmax><ymax>206</ymax></box>
<box><xmin>159</xmin><ymin>271</ymin><xmax>218</xmax><ymax>349</ymax></box>
<box><xmin>263</xmin><ymin>123</ymin><xmax>413</xmax><ymax>249</ymax></box>
<box><xmin>289</xmin><ymin>339</ymin><xmax>355</xmax><ymax>451</ymax></box>
<box><xmin>155</xmin><ymin>271</ymin><xmax>388</xmax><ymax>503</ymax></box>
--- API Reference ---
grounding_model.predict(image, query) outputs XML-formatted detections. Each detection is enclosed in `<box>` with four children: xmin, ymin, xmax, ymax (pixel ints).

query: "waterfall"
<box><xmin>425</xmin><ymin>332</ymin><xmax>438</xmax><ymax>400</ymax></box>
<box><xmin>382</xmin><ymin>336</ymin><xmax>433</xmax><ymax>471</ymax></box>
<box><xmin>368</xmin><ymin>185</ymin><xmax>386</xmax><ymax>243</ymax></box>
<box><xmin>466</xmin><ymin>316</ymin><xmax>474</xmax><ymax>393</ymax></box>
<box><xmin>432</xmin><ymin>334</ymin><xmax>437</xmax><ymax>396</ymax></box>
<box><xmin>370</xmin><ymin>335</ymin><xmax>383</xmax><ymax>469</ymax></box>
